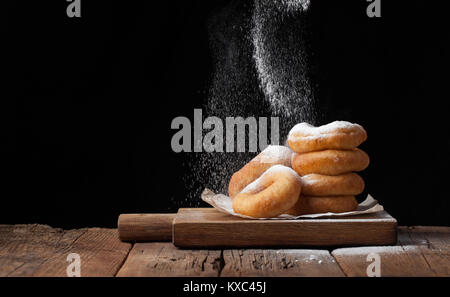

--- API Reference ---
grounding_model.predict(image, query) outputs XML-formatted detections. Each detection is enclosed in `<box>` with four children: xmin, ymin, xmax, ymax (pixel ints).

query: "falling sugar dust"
<box><xmin>180</xmin><ymin>0</ymin><xmax>319</xmax><ymax>205</ymax></box>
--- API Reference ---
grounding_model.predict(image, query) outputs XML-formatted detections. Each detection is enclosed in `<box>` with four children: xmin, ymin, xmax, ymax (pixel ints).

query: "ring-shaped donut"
<box><xmin>228</xmin><ymin>145</ymin><xmax>293</xmax><ymax>198</ymax></box>
<box><xmin>232</xmin><ymin>165</ymin><xmax>302</xmax><ymax>218</ymax></box>
<box><xmin>301</xmin><ymin>173</ymin><xmax>365</xmax><ymax>196</ymax></box>
<box><xmin>285</xmin><ymin>195</ymin><xmax>358</xmax><ymax>216</ymax></box>
<box><xmin>292</xmin><ymin>148</ymin><xmax>369</xmax><ymax>176</ymax></box>
<box><xmin>288</xmin><ymin>121</ymin><xmax>367</xmax><ymax>153</ymax></box>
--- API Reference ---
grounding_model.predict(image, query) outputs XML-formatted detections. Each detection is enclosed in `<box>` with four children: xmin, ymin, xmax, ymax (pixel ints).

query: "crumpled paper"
<box><xmin>201</xmin><ymin>188</ymin><xmax>384</xmax><ymax>220</ymax></box>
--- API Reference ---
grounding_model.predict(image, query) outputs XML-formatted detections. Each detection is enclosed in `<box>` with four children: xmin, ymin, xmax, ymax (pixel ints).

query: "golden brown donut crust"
<box><xmin>228</xmin><ymin>145</ymin><xmax>293</xmax><ymax>198</ymax></box>
<box><xmin>292</xmin><ymin>148</ymin><xmax>370</xmax><ymax>176</ymax></box>
<box><xmin>288</xmin><ymin>121</ymin><xmax>367</xmax><ymax>153</ymax></box>
<box><xmin>301</xmin><ymin>173</ymin><xmax>365</xmax><ymax>196</ymax></box>
<box><xmin>285</xmin><ymin>195</ymin><xmax>358</xmax><ymax>216</ymax></box>
<box><xmin>232</xmin><ymin>165</ymin><xmax>302</xmax><ymax>218</ymax></box>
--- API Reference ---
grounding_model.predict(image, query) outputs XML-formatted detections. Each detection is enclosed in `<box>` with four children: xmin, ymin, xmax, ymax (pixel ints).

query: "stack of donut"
<box><xmin>228</xmin><ymin>121</ymin><xmax>369</xmax><ymax>218</ymax></box>
<box><xmin>286</xmin><ymin>121</ymin><xmax>369</xmax><ymax>215</ymax></box>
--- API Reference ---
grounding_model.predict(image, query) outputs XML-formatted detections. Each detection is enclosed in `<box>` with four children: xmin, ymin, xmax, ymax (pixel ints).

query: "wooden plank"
<box><xmin>397</xmin><ymin>226</ymin><xmax>450</xmax><ymax>276</ymax></box>
<box><xmin>173</xmin><ymin>208</ymin><xmax>397</xmax><ymax>248</ymax></box>
<box><xmin>398</xmin><ymin>226</ymin><xmax>450</xmax><ymax>248</ymax></box>
<box><xmin>0</xmin><ymin>224</ymin><xmax>132</xmax><ymax>277</ymax></box>
<box><xmin>332</xmin><ymin>226</ymin><xmax>450</xmax><ymax>277</ymax></box>
<box><xmin>116</xmin><ymin>242</ymin><xmax>222</xmax><ymax>277</ymax></box>
<box><xmin>221</xmin><ymin>249</ymin><xmax>345</xmax><ymax>277</ymax></box>
<box><xmin>118</xmin><ymin>213</ymin><xmax>175</xmax><ymax>242</ymax></box>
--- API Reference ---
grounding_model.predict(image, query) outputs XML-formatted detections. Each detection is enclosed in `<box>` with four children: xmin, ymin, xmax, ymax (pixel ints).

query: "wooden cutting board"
<box><xmin>172</xmin><ymin>208</ymin><xmax>397</xmax><ymax>248</ymax></box>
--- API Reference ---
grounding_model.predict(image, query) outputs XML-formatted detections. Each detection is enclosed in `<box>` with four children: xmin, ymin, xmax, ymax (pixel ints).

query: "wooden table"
<box><xmin>0</xmin><ymin>224</ymin><xmax>449</xmax><ymax>277</ymax></box>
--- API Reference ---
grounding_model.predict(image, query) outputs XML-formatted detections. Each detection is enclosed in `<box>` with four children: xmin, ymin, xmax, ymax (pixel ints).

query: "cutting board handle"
<box><xmin>118</xmin><ymin>213</ymin><xmax>176</xmax><ymax>242</ymax></box>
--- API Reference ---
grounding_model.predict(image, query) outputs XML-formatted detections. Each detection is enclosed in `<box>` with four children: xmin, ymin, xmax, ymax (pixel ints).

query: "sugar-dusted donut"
<box><xmin>288</xmin><ymin>121</ymin><xmax>367</xmax><ymax>153</ymax></box>
<box><xmin>228</xmin><ymin>145</ymin><xmax>293</xmax><ymax>198</ymax></box>
<box><xmin>285</xmin><ymin>195</ymin><xmax>358</xmax><ymax>216</ymax></box>
<box><xmin>232</xmin><ymin>165</ymin><xmax>302</xmax><ymax>218</ymax></box>
<box><xmin>292</xmin><ymin>148</ymin><xmax>370</xmax><ymax>176</ymax></box>
<box><xmin>301</xmin><ymin>173</ymin><xmax>365</xmax><ymax>196</ymax></box>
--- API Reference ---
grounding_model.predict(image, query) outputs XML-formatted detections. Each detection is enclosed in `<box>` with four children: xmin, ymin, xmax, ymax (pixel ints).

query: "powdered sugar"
<box><xmin>265</xmin><ymin>164</ymin><xmax>299</xmax><ymax>175</ymax></box>
<box><xmin>258</xmin><ymin>145</ymin><xmax>293</xmax><ymax>164</ymax></box>
<box><xmin>300</xmin><ymin>174</ymin><xmax>318</xmax><ymax>186</ymax></box>
<box><xmin>240</xmin><ymin>177</ymin><xmax>265</xmax><ymax>194</ymax></box>
<box><xmin>240</xmin><ymin>164</ymin><xmax>300</xmax><ymax>194</ymax></box>
<box><xmin>184</xmin><ymin>1</ymin><xmax>319</xmax><ymax>205</ymax></box>
<box><xmin>252</xmin><ymin>0</ymin><xmax>317</xmax><ymax>122</ymax></box>
<box><xmin>288</xmin><ymin>121</ymin><xmax>363</xmax><ymax>139</ymax></box>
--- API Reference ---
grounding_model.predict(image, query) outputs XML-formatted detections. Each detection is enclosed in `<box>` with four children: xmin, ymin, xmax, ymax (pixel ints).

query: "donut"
<box><xmin>288</xmin><ymin>121</ymin><xmax>367</xmax><ymax>153</ymax></box>
<box><xmin>228</xmin><ymin>145</ymin><xmax>293</xmax><ymax>198</ymax></box>
<box><xmin>232</xmin><ymin>165</ymin><xmax>302</xmax><ymax>218</ymax></box>
<box><xmin>292</xmin><ymin>148</ymin><xmax>370</xmax><ymax>176</ymax></box>
<box><xmin>285</xmin><ymin>195</ymin><xmax>358</xmax><ymax>216</ymax></box>
<box><xmin>301</xmin><ymin>173</ymin><xmax>365</xmax><ymax>196</ymax></box>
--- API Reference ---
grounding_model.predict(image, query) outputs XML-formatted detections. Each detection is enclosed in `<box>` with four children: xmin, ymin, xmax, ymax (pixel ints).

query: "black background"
<box><xmin>2</xmin><ymin>1</ymin><xmax>449</xmax><ymax>228</ymax></box>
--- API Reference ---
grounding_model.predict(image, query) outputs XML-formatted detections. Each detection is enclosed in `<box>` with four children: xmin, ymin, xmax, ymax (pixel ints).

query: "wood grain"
<box><xmin>221</xmin><ymin>249</ymin><xmax>345</xmax><ymax>277</ymax></box>
<box><xmin>173</xmin><ymin>208</ymin><xmax>397</xmax><ymax>248</ymax></box>
<box><xmin>0</xmin><ymin>224</ymin><xmax>131</xmax><ymax>277</ymax></box>
<box><xmin>118</xmin><ymin>213</ymin><xmax>175</xmax><ymax>242</ymax></box>
<box><xmin>1</xmin><ymin>224</ymin><xmax>448</xmax><ymax>277</ymax></box>
<box><xmin>116</xmin><ymin>242</ymin><xmax>222</xmax><ymax>277</ymax></box>
<box><xmin>332</xmin><ymin>226</ymin><xmax>450</xmax><ymax>277</ymax></box>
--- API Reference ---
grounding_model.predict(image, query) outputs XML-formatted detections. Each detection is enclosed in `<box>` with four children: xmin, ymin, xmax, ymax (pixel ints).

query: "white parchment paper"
<box><xmin>201</xmin><ymin>188</ymin><xmax>384</xmax><ymax>220</ymax></box>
